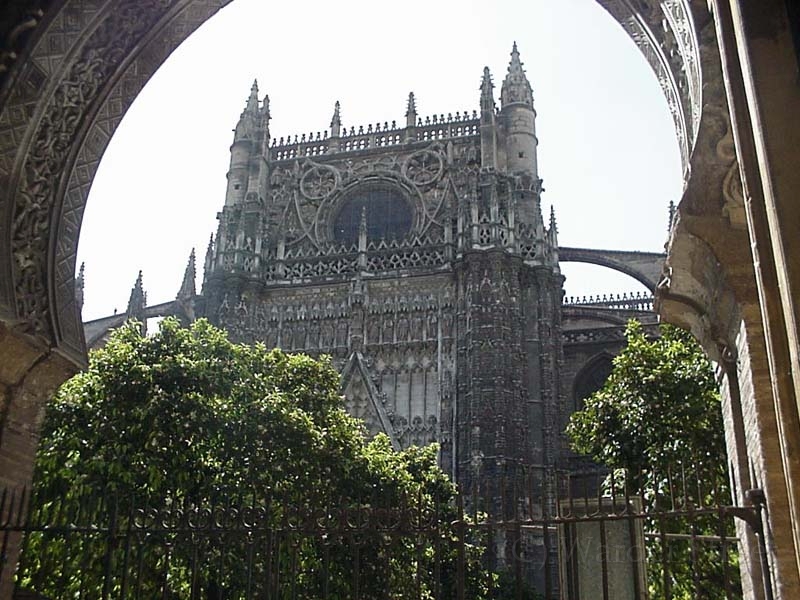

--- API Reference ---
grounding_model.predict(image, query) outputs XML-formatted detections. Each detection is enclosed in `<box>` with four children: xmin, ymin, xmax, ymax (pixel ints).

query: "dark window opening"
<box><xmin>333</xmin><ymin>185</ymin><xmax>412</xmax><ymax>244</ymax></box>
<box><xmin>574</xmin><ymin>356</ymin><xmax>613</xmax><ymax>411</ymax></box>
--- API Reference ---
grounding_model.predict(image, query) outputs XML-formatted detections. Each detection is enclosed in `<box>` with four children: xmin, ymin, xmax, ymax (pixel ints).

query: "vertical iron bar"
<box><xmin>456</xmin><ymin>493</ymin><xmax>465</xmax><ymax>600</ymax></box>
<box><xmin>322</xmin><ymin>533</ymin><xmax>330</xmax><ymax>600</ymax></box>
<box><xmin>751</xmin><ymin>493</ymin><xmax>775</xmax><ymax>600</ymax></box>
<box><xmin>160</xmin><ymin>542</ymin><xmax>172</xmax><ymax>600</ymax></box>
<box><xmin>625</xmin><ymin>478</ymin><xmax>643</xmax><ymax>600</ymax></box>
<box><xmin>659</xmin><ymin>512</ymin><xmax>671</xmax><ymax>600</ymax></box>
<box><xmin>599</xmin><ymin>518</ymin><xmax>609</xmax><ymax>600</ymax></box>
<box><xmin>77</xmin><ymin>494</ymin><xmax>95</xmax><ymax>600</ymax></box>
<box><xmin>433</xmin><ymin>494</ymin><xmax>441</xmax><ymax>600</ymax></box>
<box><xmin>485</xmin><ymin>477</ymin><xmax>494</xmax><ymax>599</ymax></box>
<box><xmin>119</xmin><ymin>502</ymin><xmax>134</xmax><ymax>599</ymax></box>
<box><xmin>188</xmin><ymin>534</ymin><xmax>199</xmax><ymax>600</ymax></box>
<box><xmin>245</xmin><ymin>536</ymin><xmax>254</xmax><ymax>600</ymax></box>
<box><xmin>690</xmin><ymin>508</ymin><xmax>700</xmax><ymax>598</ymax></box>
<box><xmin>352</xmin><ymin>535</ymin><xmax>360</xmax><ymax>600</ymax></box>
<box><xmin>290</xmin><ymin>536</ymin><xmax>298</xmax><ymax>600</ymax></box>
<box><xmin>101</xmin><ymin>493</ymin><xmax>118</xmax><ymax>600</ymax></box>
<box><xmin>719</xmin><ymin>506</ymin><xmax>733</xmax><ymax>600</ymax></box>
<box><xmin>264</xmin><ymin>526</ymin><xmax>273</xmax><ymax>600</ymax></box>
<box><xmin>133</xmin><ymin>533</ymin><xmax>145</xmax><ymax>598</ymax></box>
<box><xmin>543</xmin><ymin>467</ymin><xmax>553</xmax><ymax>600</ymax></box>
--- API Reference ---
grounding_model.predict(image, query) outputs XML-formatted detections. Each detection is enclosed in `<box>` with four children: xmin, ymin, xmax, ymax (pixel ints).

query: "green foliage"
<box><xmin>566</xmin><ymin>321</ymin><xmax>739</xmax><ymax>600</ymax></box>
<box><xmin>21</xmin><ymin>318</ymin><xmax>489</xmax><ymax>598</ymax></box>
<box><xmin>567</xmin><ymin>321</ymin><xmax>724</xmax><ymax>474</ymax></box>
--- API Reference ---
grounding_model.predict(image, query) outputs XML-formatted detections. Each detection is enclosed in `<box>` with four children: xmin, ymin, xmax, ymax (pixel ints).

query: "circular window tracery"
<box><xmin>332</xmin><ymin>184</ymin><xmax>413</xmax><ymax>245</ymax></box>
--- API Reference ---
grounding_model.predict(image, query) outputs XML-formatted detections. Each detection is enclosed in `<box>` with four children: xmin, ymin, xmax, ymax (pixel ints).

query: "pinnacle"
<box><xmin>246</xmin><ymin>79</ymin><xmax>259</xmax><ymax>111</ymax></box>
<box><xmin>178</xmin><ymin>249</ymin><xmax>197</xmax><ymax>299</ymax></box>
<box><xmin>127</xmin><ymin>270</ymin><xmax>146</xmax><ymax>316</ymax></box>
<box><xmin>480</xmin><ymin>66</ymin><xmax>495</xmax><ymax>111</ymax></box>
<box><xmin>406</xmin><ymin>92</ymin><xmax>417</xmax><ymax>115</ymax></box>
<box><xmin>480</xmin><ymin>67</ymin><xmax>494</xmax><ymax>95</ymax></box>
<box><xmin>501</xmin><ymin>42</ymin><xmax>533</xmax><ymax>107</ymax></box>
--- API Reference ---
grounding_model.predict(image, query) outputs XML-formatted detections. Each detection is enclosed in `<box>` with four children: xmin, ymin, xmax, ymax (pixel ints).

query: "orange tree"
<box><xmin>567</xmin><ymin>321</ymin><xmax>737</xmax><ymax>599</ymax></box>
<box><xmin>21</xmin><ymin>318</ymin><xmax>489</xmax><ymax>598</ymax></box>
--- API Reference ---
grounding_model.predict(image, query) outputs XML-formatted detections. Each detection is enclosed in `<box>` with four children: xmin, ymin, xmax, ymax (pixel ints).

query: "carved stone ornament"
<box><xmin>402</xmin><ymin>149</ymin><xmax>443</xmax><ymax>186</ymax></box>
<box><xmin>300</xmin><ymin>164</ymin><xmax>339</xmax><ymax>200</ymax></box>
<box><xmin>10</xmin><ymin>0</ymin><xmax>174</xmax><ymax>338</ymax></box>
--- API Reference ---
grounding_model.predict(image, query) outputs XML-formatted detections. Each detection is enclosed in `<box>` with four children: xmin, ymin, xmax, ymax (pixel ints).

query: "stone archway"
<box><xmin>0</xmin><ymin>0</ymin><xmax>702</xmax><ymax>490</ymax></box>
<box><xmin>1</xmin><ymin>1</ymin><xmax>799</xmax><ymax>598</ymax></box>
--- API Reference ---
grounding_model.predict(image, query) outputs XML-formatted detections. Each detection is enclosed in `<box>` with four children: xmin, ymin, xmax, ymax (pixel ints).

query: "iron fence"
<box><xmin>1</xmin><ymin>466</ymin><xmax>771</xmax><ymax>599</ymax></box>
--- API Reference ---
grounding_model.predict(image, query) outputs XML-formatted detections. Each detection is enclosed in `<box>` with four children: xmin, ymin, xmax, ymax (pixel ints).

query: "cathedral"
<box><xmin>83</xmin><ymin>41</ymin><xmax>659</xmax><ymax>593</ymax></box>
<box><xmin>84</xmin><ymin>44</ymin><xmax>662</xmax><ymax>499</ymax></box>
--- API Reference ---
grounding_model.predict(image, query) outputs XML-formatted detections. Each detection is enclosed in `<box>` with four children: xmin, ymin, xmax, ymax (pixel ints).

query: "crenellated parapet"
<box><xmin>269</xmin><ymin>111</ymin><xmax>481</xmax><ymax>161</ymax></box>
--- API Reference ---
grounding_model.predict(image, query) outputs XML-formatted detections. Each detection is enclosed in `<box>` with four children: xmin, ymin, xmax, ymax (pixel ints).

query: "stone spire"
<box><xmin>203</xmin><ymin>234</ymin><xmax>215</xmax><ymax>280</ymax></box>
<box><xmin>75</xmin><ymin>262</ymin><xmax>85</xmax><ymax>313</ymax></box>
<box><xmin>176</xmin><ymin>249</ymin><xmax>197</xmax><ymax>324</ymax></box>
<box><xmin>246</xmin><ymin>79</ymin><xmax>259</xmax><ymax>113</ymax></box>
<box><xmin>548</xmin><ymin>205</ymin><xmax>559</xmax><ymax>246</ymax></box>
<box><xmin>479</xmin><ymin>67</ymin><xmax>498</xmax><ymax>170</ymax></box>
<box><xmin>406</xmin><ymin>92</ymin><xmax>417</xmax><ymax>128</ymax></box>
<box><xmin>126</xmin><ymin>270</ymin><xmax>147</xmax><ymax>335</ymax></box>
<box><xmin>480</xmin><ymin>67</ymin><xmax>495</xmax><ymax>113</ymax></box>
<box><xmin>177</xmin><ymin>249</ymin><xmax>196</xmax><ymax>300</ymax></box>
<box><xmin>330</xmin><ymin>100</ymin><xmax>341</xmax><ymax>137</ymax></box>
<box><xmin>501</xmin><ymin>42</ymin><xmax>533</xmax><ymax>108</ymax></box>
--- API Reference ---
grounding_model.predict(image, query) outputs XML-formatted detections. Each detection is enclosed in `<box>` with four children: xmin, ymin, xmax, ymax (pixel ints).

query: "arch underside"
<box><xmin>559</xmin><ymin>247</ymin><xmax>666</xmax><ymax>291</ymax></box>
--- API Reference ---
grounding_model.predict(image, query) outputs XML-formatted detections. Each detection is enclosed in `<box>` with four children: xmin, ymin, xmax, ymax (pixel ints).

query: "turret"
<box><xmin>500</xmin><ymin>43</ymin><xmax>538</xmax><ymax>177</ymax></box>
<box><xmin>479</xmin><ymin>67</ymin><xmax>498</xmax><ymax>170</ymax></box>
<box><xmin>225</xmin><ymin>80</ymin><xmax>270</xmax><ymax>206</ymax></box>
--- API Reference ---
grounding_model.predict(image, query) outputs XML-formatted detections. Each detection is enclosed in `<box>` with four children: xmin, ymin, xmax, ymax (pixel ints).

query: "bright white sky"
<box><xmin>78</xmin><ymin>0</ymin><xmax>682</xmax><ymax>321</ymax></box>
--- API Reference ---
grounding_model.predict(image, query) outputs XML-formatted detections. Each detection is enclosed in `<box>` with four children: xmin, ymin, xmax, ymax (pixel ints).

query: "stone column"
<box><xmin>0</xmin><ymin>324</ymin><xmax>77</xmax><ymax>599</ymax></box>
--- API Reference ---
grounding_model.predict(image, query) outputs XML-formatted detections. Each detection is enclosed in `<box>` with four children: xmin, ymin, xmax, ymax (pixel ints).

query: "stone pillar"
<box><xmin>0</xmin><ymin>324</ymin><xmax>77</xmax><ymax>599</ymax></box>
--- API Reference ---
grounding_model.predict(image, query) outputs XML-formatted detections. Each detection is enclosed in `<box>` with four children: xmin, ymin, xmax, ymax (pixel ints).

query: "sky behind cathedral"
<box><xmin>78</xmin><ymin>0</ymin><xmax>682</xmax><ymax>321</ymax></box>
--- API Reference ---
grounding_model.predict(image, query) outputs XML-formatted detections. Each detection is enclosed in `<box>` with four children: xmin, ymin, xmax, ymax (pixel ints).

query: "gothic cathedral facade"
<box><xmin>200</xmin><ymin>45</ymin><xmax>566</xmax><ymax>496</ymax></box>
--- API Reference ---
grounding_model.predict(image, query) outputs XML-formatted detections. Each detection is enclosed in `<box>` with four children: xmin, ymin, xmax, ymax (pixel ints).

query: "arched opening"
<box><xmin>560</xmin><ymin>262</ymin><xmax>653</xmax><ymax>304</ymax></box>
<box><xmin>12</xmin><ymin>1</ymin><xmax>768</xmax><ymax>596</ymax></box>
<box><xmin>572</xmin><ymin>352</ymin><xmax>614</xmax><ymax>413</ymax></box>
<box><xmin>75</xmin><ymin>0</ymin><xmax>682</xmax><ymax>322</ymax></box>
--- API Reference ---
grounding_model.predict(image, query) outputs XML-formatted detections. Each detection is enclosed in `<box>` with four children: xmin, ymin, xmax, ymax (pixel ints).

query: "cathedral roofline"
<box><xmin>269</xmin><ymin>110</ymin><xmax>480</xmax><ymax>162</ymax></box>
